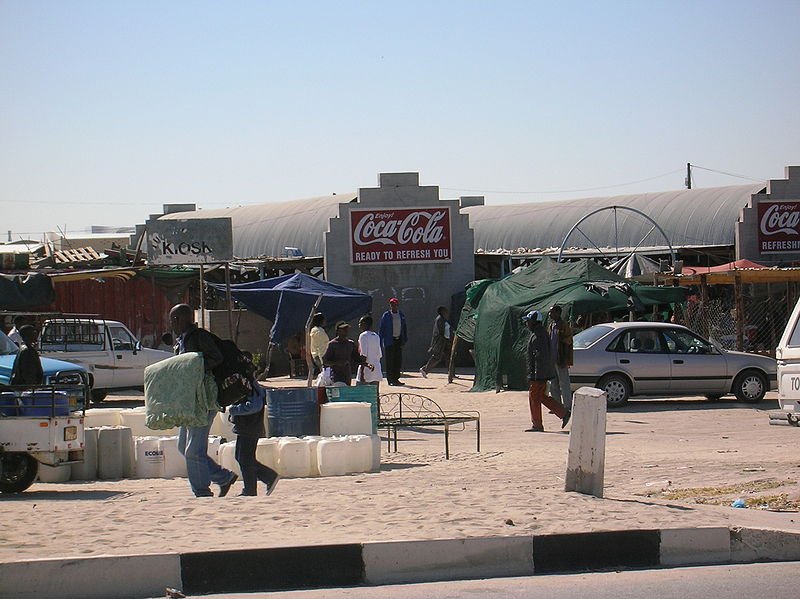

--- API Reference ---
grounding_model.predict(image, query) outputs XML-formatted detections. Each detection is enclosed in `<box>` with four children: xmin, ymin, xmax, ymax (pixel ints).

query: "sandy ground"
<box><xmin>2</xmin><ymin>371</ymin><xmax>799</xmax><ymax>563</ymax></box>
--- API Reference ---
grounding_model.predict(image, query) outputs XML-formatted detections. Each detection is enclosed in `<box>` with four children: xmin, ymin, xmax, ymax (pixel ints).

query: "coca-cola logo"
<box><xmin>760</xmin><ymin>204</ymin><xmax>800</xmax><ymax>237</ymax></box>
<box><xmin>354</xmin><ymin>210</ymin><xmax>446</xmax><ymax>247</ymax></box>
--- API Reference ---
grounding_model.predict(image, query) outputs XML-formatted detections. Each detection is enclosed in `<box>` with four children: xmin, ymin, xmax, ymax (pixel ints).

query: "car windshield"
<box><xmin>574</xmin><ymin>325</ymin><xmax>614</xmax><ymax>349</ymax></box>
<box><xmin>0</xmin><ymin>331</ymin><xmax>20</xmax><ymax>355</ymax></box>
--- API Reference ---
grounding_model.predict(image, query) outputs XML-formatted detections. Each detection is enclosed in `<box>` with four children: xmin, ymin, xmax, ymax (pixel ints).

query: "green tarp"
<box><xmin>466</xmin><ymin>258</ymin><xmax>687</xmax><ymax>391</ymax></box>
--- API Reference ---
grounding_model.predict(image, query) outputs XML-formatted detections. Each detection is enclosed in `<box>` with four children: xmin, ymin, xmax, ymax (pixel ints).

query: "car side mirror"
<box><xmin>134</xmin><ymin>341</ymin><xmax>141</xmax><ymax>353</ymax></box>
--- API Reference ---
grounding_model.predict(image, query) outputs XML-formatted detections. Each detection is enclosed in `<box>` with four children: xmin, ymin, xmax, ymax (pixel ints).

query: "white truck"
<box><xmin>775</xmin><ymin>299</ymin><xmax>800</xmax><ymax>426</ymax></box>
<box><xmin>39</xmin><ymin>318</ymin><xmax>173</xmax><ymax>404</ymax></box>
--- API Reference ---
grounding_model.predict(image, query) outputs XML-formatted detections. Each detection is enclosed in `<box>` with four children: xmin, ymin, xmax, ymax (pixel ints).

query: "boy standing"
<box><xmin>356</xmin><ymin>315</ymin><xmax>382</xmax><ymax>393</ymax></box>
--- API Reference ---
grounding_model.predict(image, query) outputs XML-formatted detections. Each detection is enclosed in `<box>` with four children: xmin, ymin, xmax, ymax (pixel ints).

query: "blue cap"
<box><xmin>522</xmin><ymin>310</ymin><xmax>541</xmax><ymax>322</ymax></box>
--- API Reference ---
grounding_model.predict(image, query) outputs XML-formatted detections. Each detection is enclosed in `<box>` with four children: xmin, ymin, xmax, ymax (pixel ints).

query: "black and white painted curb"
<box><xmin>3</xmin><ymin>527</ymin><xmax>800</xmax><ymax>598</ymax></box>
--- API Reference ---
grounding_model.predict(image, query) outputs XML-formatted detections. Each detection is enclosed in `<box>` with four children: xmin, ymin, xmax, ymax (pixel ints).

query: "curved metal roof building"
<box><xmin>158</xmin><ymin>182</ymin><xmax>765</xmax><ymax>259</ymax></box>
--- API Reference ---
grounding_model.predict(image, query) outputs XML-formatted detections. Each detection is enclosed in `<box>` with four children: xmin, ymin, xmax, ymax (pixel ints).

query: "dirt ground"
<box><xmin>2</xmin><ymin>370</ymin><xmax>799</xmax><ymax>563</ymax></box>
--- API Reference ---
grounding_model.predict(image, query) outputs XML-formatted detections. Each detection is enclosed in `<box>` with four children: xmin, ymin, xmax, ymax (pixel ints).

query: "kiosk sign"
<box><xmin>350</xmin><ymin>207</ymin><xmax>452</xmax><ymax>264</ymax></box>
<box><xmin>148</xmin><ymin>218</ymin><xmax>233</xmax><ymax>265</ymax></box>
<box><xmin>758</xmin><ymin>201</ymin><xmax>800</xmax><ymax>253</ymax></box>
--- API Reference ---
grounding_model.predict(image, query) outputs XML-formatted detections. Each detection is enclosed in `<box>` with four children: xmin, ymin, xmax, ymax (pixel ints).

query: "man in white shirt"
<box><xmin>7</xmin><ymin>315</ymin><xmax>26</xmax><ymax>346</ymax></box>
<box><xmin>356</xmin><ymin>315</ymin><xmax>383</xmax><ymax>392</ymax></box>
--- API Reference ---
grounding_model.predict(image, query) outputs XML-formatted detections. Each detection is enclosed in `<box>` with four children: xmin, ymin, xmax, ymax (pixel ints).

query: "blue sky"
<box><xmin>1</xmin><ymin>1</ymin><xmax>798</xmax><ymax>238</ymax></box>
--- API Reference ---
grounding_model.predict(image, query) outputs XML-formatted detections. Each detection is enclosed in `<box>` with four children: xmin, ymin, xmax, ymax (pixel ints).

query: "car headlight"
<box><xmin>50</xmin><ymin>371</ymin><xmax>86</xmax><ymax>386</ymax></box>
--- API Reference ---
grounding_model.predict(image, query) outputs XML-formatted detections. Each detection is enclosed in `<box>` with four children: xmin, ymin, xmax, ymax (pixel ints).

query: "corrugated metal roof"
<box><xmin>158</xmin><ymin>193</ymin><xmax>356</xmax><ymax>259</ymax></box>
<box><xmin>463</xmin><ymin>184</ymin><xmax>765</xmax><ymax>252</ymax></box>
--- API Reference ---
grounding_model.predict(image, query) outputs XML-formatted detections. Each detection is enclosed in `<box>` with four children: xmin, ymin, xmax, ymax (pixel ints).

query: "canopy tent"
<box><xmin>0</xmin><ymin>273</ymin><xmax>55</xmax><ymax>309</ymax></box>
<box><xmin>211</xmin><ymin>273</ymin><xmax>372</xmax><ymax>345</ymax></box>
<box><xmin>466</xmin><ymin>258</ymin><xmax>688</xmax><ymax>391</ymax></box>
<box><xmin>681</xmin><ymin>259</ymin><xmax>765</xmax><ymax>276</ymax></box>
<box><xmin>607</xmin><ymin>253</ymin><xmax>661</xmax><ymax>279</ymax></box>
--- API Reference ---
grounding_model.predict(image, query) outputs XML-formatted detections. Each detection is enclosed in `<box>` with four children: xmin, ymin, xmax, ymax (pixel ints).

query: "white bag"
<box><xmin>314</xmin><ymin>368</ymin><xmax>333</xmax><ymax>387</ymax></box>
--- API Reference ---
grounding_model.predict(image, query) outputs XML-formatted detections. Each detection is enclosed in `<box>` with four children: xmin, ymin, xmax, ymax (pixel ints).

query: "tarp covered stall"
<box><xmin>0</xmin><ymin>273</ymin><xmax>55</xmax><ymax>309</ymax></box>
<box><xmin>211</xmin><ymin>273</ymin><xmax>372</xmax><ymax>345</ymax></box>
<box><xmin>467</xmin><ymin>258</ymin><xmax>687</xmax><ymax>391</ymax></box>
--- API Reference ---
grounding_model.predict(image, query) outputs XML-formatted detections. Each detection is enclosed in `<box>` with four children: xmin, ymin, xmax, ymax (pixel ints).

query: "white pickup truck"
<box><xmin>39</xmin><ymin>318</ymin><xmax>173</xmax><ymax>404</ymax></box>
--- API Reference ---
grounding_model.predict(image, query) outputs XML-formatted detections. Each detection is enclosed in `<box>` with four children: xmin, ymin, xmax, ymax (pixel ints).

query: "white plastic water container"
<box><xmin>71</xmin><ymin>427</ymin><xmax>99</xmax><ymax>481</ymax></box>
<box><xmin>303</xmin><ymin>436</ymin><xmax>323</xmax><ymax>476</ymax></box>
<box><xmin>97</xmin><ymin>426</ymin><xmax>125</xmax><ymax>479</ymax></box>
<box><xmin>37</xmin><ymin>463</ymin><xmax>71</xmax><ymax>483</ymax></box>
<box><xmin>135</xmin><ymin>436</ymin><xmax>165</xmax><ymax>478</ymax></box>
<box><xmin>320</xmin><ymin>402</ymin><xmax>373</xmax><ymax>436</ymax></box>
<box><xmin>369</xmin><ymin>434</ymin><xmax>381</xmax><ymax>473</ymax></box>
<box><xmin>317</xmin><ymin>437</ymin><xmax>350</xmax><ymax>477</ymax></box>
<box><xmin>120</xmin><ymin>427</ymin><xmax>135</xmax><ymax>478</ymax></box>
<box><xmin>218</xmin><ymin>441</ymin><xmax>241</xmax><ymax>477</ymax></box>
<box><xmin>84</xmin><ymin>408</ymin><xmax>124</xmax><ymax>428</ymax></box>
<box><xmin>159</xmin><ymin>436</ymin><xmax>188</xmax><ymax>478</ymax></box>
<box><xmin>255</xmin><ymin>438</ymin><xmax>279</xmax><ymax>471</ymax></box>
<box><xmin>347</xmin><ymin>435</ymin><xmax>373</xmax><ymax>473</ymax></box>
<box><xmin>207</xmin><ymin>435</ymin><xmax>222</xmax><ymax>461</ymax></box>
<box><xmin>210</xmin><ymin>410</ymin><xmax>235</xmax><ymax>441</ymax></box>
<box><xmin>276</xmin><ymin>437</ymin><xmax>311</xmax><ymax>478</ymax></box>
<box><xmin>120</xmin><ymin>409</ymin><xmax>151</xmax><ymax>438</ymax></box>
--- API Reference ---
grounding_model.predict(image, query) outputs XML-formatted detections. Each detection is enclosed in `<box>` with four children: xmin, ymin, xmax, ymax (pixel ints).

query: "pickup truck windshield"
<box><xmin>0</xmin><ymin>331</ymin><xmax>20</xmax><ymax>355</ymax></box>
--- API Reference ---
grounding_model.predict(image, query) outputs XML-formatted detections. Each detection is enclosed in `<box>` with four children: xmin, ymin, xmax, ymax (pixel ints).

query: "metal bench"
<box><xmin>378</xmin><ymin>392</ymin><xmax>480</xmax><ymax>459</ymax></box>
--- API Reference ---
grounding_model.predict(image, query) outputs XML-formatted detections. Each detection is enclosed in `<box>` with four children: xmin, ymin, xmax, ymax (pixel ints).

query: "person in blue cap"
<box><xmin>522</xmin><ymin>310</ymin><xmax>570</xmax><ymax>432</ymax></box>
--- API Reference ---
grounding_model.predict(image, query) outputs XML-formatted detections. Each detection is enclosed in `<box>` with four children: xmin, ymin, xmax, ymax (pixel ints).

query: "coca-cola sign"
<box><xmin>350</xmin><ymin>207</ymin><xmax>452</xmax><ymax>264</ymax></box>
<box><xmin>758</xmin><ymin>201</ymin><xmax>800</xmax><ymax>253</ymax></box>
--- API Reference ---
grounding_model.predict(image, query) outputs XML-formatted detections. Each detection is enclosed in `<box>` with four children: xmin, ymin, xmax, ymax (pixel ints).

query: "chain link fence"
<box><xmin>680</xmin><ymin>281</ymin><xmax>799</xmax><ymax>356</ymax></box>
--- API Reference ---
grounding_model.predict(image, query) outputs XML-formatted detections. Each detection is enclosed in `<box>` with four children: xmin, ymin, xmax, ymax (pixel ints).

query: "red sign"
<box><xmin>758</xmin><ymin>201</ymin><xmax>800</xmax><ymax>253</ymax></box>
<box><xmin>350</xmin><ymin>207</ymin><xmax>452</xmax><ymax>264</ymax></box>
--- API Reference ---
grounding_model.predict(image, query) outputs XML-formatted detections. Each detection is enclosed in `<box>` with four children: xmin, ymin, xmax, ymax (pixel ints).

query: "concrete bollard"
<box><xmin>565</xmin><ymin>386</ymin><xmax>607</xmax><ymax>497</ymax></box>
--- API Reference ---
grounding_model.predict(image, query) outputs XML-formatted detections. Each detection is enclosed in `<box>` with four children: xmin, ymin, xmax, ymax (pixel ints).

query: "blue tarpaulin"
<box><xmin>211</xmin><ymin>273</ymin><xmax>372</xmax><ymax>345</ymax></box>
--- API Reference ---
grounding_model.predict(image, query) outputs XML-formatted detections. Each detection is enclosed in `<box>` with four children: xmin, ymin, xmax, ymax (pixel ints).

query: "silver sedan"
<box><xmin>570</xmin><ymin>322</ymin><xmax>777</xmax><ymax>407</ymax></box>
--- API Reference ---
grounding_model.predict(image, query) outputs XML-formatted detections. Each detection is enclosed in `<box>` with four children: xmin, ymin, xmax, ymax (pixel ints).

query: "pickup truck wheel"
<box><xmin>733</xmin><ymin>370</ymin><xmax>767</xmax><ymax>403</ymax></box>
<box><xmin>90</xmin><ymin>389</ymin><xmax>108</xmax><ymax>404</ymax></box>
<box><xmin>0</xmin><ymin>453</ymin><xmax>39</xmax><ymax>493</ymax></box>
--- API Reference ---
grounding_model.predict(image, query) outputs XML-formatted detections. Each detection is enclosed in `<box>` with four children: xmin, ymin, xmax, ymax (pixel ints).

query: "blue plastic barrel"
<box><xmin>265</xmin><ymin>387</ymin><xmax>319</xmax><ymax>437</ymax></box>
<box><xmin>325</xmin><ymin>385</ymin><xmax>378</xmax><ymax>433</ymax></box>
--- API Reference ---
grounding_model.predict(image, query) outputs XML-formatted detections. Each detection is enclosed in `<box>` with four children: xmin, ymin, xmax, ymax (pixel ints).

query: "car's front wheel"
<box><xmin>598</xmin><ymin>373</ymin><xmax>631</xmax><ymax>407</ymax></box>
<box><xmin>733</xmin><ymin>370</ymin><xmax>767</xmax><ymax>403</ymax></box>
<box><xmin>0</xmin><ymin>453</ymin><xmax>39</xmax><ymax>493</ymax></box>
<box><xmin>90</xmin><ymin>389</ymin><xmax>108</xmax><ymax>404</ymax></box>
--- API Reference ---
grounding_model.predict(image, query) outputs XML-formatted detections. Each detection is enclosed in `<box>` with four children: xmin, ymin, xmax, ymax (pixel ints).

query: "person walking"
<box><xmin>10</xmin><ymin>325</ymin><xmax>44</xmax><ymax>386</ymax></box>
<box><xmin>419</xmin><ymin>306</ymin><xmax>452</xmax><ymax>378</ymax></box>
<box><xmin>308</xmin><ymin>312</ymin><xmax>329</xmax><ymax>376</ymax></box>
<box><xmin>523</xmin><ymin>310</ymin><xmax>570</xmax><ymax>432</ymax></box>
<box><xmin>546</xmin><ymin>305</ymin><xmax>574</xmax><ymax>412</ymax></box>
<box><xmin>379</xmin><ymin>298</ymin><xmax>407</xmax><ymax>386</ymax></box>
<box><xmin>356</xmin><ymin>315</ymin><xmax>382</xmax><ymax>392</ymax></box>
<box><xmin>323</xmin><ymin>322</ymin><xmax>368</xmax><ymax>386</ymax></box>
<box><xmin>170</xmin><ymin>304</ymin><xmax>238</xmax><ymax>498</ymax></box>
<box><xmin>229</xmin><ymin>375</ymin><xmax>280</xmax><ymax>497</ymax></box>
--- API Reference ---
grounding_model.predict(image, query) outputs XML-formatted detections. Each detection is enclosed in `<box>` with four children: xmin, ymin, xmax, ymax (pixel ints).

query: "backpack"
<box><xmin>210</xmin><ymin>335</ymin><xmax>256</xmax><ymax>408</ymax></box>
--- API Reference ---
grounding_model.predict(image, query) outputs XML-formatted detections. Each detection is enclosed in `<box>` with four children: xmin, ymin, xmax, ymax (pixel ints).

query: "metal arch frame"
<box><xmin>556</xmin><ymin>205</ymin><xmax>676</xmax><ymax>265</ymax></box>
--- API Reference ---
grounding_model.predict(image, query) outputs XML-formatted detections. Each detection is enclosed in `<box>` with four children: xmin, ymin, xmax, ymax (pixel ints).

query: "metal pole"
<box><xmin>199</xmin><ymin>264</ymin><xmax>206</xmax><ymax>329</ymax></box>
<box><xmin>686</xmin><ymin>163</ymin><xmax>692</xmax><ymax>189</ymax></box>
<box><xmin>224</xmin><ymin>263</ymin><xmax>233</xmax><ymax>339</ymax></box>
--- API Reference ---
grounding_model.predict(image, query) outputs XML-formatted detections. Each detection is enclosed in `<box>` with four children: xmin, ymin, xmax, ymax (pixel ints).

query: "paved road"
<box><xmin>191</xmin><ymin>562</ymin><xmax>799</xmax><ymax>599</ymax></box>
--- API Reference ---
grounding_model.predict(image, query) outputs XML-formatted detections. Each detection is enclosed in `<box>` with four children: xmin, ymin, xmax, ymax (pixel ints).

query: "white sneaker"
<box><xmin>419</xmin><ymin>368</ymin><xmax>428</xmax><ymax>378</ymax></box>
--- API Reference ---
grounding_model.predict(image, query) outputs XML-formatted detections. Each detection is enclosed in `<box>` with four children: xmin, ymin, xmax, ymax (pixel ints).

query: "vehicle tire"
<box><xmin>733</xmin><ymin>370</ymin><xmax>767</xmax><ymax>403</ymax></box>
<box><xmin>598</xmin><ymin>374</ymin><xmax>631</xmax><ymax>407</ymax></box>
<box><xmin>705</xmin><ymin>394</ymin><xmax>723</xmax><ymax>402</ymax></box>
<box><xmin>0</xmin><ymin>453</ymin><xmax>39</xmax><ymax>493</ymax></box>
<box><xmin>90</xmin><ymin>389</ymin><xmax>108</xmax><ymax>404</ymax></box>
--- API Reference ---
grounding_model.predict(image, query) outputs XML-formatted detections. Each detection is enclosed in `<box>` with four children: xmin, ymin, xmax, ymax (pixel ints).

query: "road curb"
<box><xmin>3</xmin><ymin>527</ymin><xmax>800</xmax><ymax>598</ymax></box>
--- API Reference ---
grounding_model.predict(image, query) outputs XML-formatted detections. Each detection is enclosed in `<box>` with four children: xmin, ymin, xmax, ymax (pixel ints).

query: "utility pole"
<box><xmin>685</xmin><ymin>162</ymin><xmax>692</xmax><ymax>189</ymax></box>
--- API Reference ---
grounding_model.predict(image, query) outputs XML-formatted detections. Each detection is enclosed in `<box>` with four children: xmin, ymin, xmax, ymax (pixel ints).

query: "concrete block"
<box><xmin>0</xmin><ymin>553</ymin><xmax>182</xmax><ymax>599</ymax></box>
<box><xmin>363</xmin><ymin>536</ymin><xmax>534</xmax><ymax>585</ymax></box>
<box><xmin>730</xmin><ymin>527</ymin><xmax>800</xmax><ymax>563</ymax></box>
<box><xmin>660</xmin><ymin>527</ymin><xmax>731</xmax><ymax>565</ymax></box>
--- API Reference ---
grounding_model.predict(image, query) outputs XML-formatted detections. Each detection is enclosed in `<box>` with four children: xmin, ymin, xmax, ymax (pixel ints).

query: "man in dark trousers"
<box><xmin>523</xmin><ymin>310</ymin><xmax>570</xmax><ymax>432</ymax></box>
<box><xmin>420</xmin><ymin>306</ymin><xmax>452</xmax><ymax>378</ymax></box>
<box><xmin>11</xmin><ymin>325</ymin><xmax>44</xmax><ymax>386</ymax></box>
<box><xmin>170</xmin><ymin>304</ymin><xmax>238</xmax><ymax>498</ymax></box>
<box><xmin>379</xmin><ymin>297</ymin><xmax>408</xmax><ymax>386</ymax></box>
<box><xmin>323</xmin><ymin>322</ymin><xmax>368</xmax><ymax>386</ymax></box>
